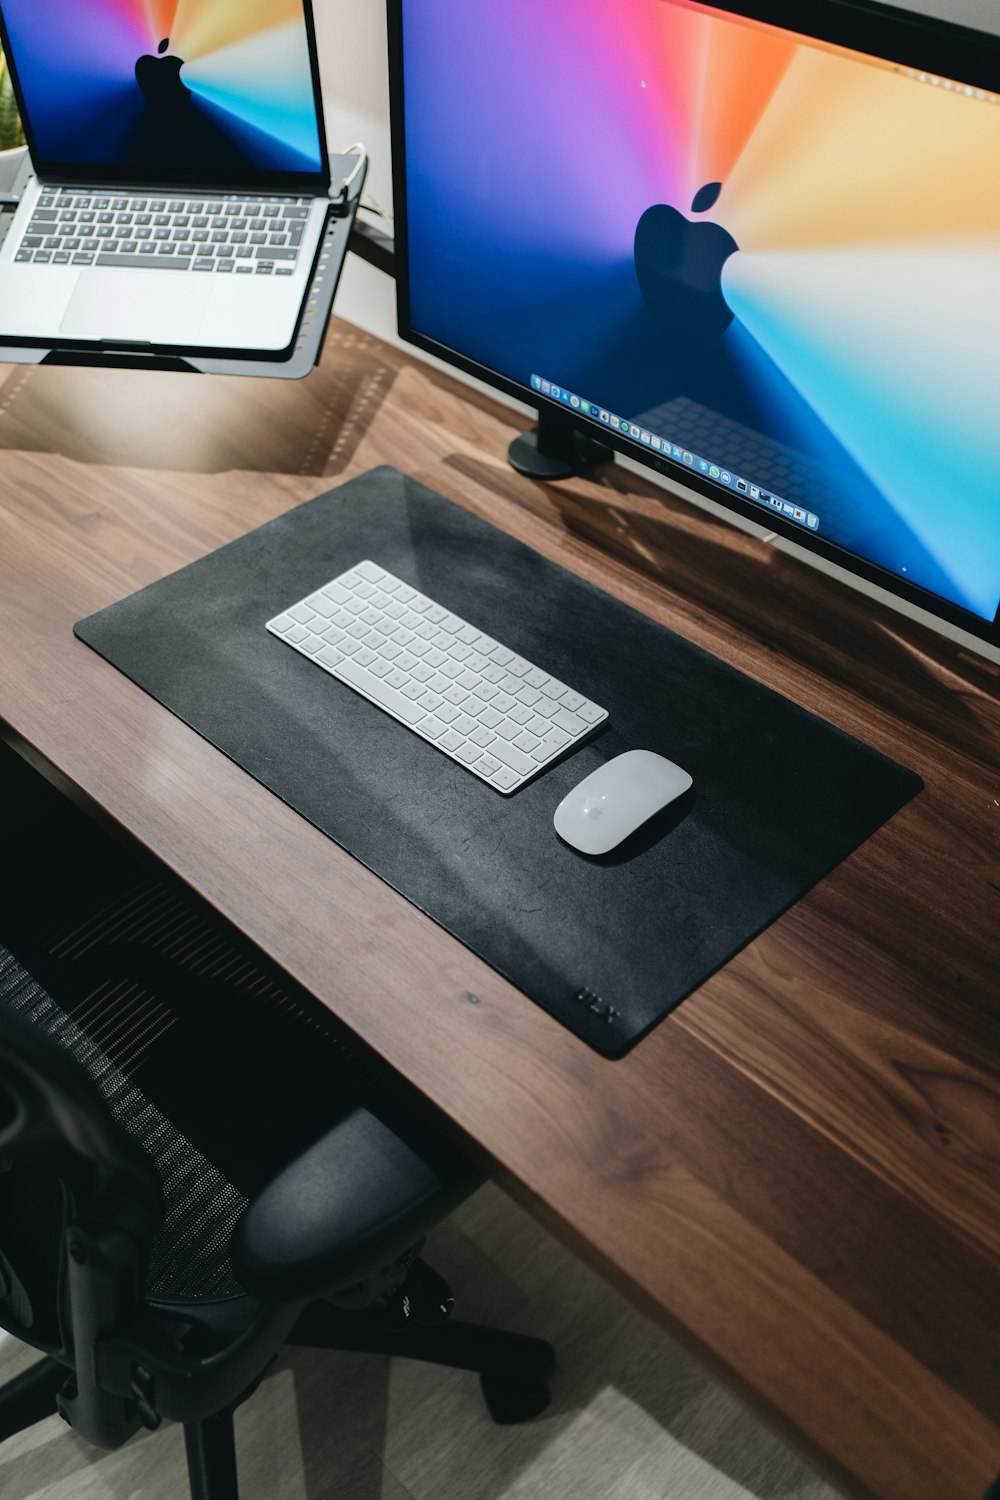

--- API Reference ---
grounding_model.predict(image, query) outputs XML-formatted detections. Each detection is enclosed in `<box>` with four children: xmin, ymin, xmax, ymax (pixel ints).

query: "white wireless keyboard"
<box><xmin>266</xmin><ymin>561</ymin><xmax>608</xmax><ymax>793</ymax></box>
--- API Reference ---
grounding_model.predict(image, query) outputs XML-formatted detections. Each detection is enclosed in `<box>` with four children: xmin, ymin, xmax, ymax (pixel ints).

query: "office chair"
<box><xmin>0</xmin><ymin>934</ymin><xmax>555</xmax><ymax>1500</ymax></box>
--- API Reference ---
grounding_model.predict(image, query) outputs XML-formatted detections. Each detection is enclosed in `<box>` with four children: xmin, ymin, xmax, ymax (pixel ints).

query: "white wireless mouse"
<box><xmin>553</xmin><ymin>749</ymin><xmax>693</xmax><ymax>856</ymax></box>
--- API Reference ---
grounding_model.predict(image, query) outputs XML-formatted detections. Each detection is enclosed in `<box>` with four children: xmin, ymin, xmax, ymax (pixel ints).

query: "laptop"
<box><xmin>0</xmin><ymin>0</ymin><xmax>331</xmax><ymax>357</ymax></box>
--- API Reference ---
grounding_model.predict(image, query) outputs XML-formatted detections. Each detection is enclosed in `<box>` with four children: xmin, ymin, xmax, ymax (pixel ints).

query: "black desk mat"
<box><xmin>75</xmin><ymin>466</ymin><xmax>921</xmax><ymax>1056</ymax></box>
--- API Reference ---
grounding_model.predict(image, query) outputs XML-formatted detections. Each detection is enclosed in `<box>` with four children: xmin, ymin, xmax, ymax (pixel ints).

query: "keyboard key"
<box><xmin>534</xmin><ymin>729</ymin><xmax>572</xmax><ymax>760</ymax></box>
<box><xmin>552</xmin><ymin>707</ymin><xmax>586</xmax><ymax>735</ymax></box>
<box><xmin>454</xmin><ymin>742</ymin><xmax>483</xmax><ymax>766</ymax></box>
<box><xmin>489</xmin><ymin>740</ymin><xmax>536</xmax><ymax>777</ymax></box>
<box><xmin>97</xmin><ymin>256</ymin><xmax>193</xmax><ymax>271</ymax></box>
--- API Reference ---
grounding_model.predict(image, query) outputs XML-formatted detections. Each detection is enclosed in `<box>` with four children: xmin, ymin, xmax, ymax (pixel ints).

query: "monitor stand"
<box><xmin>508</xmin><ymin>405</ymin><xmax>612</xmax><ymax>481</ymax></box>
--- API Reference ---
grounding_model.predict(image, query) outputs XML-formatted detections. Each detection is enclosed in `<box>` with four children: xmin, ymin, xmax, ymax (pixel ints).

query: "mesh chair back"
<box><xmin>0</xmin><ymin>958</ymin><xmax>160</xmax><ymax>1358</ymax></box>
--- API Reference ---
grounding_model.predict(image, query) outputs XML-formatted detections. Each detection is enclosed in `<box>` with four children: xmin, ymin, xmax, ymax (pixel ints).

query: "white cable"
<box><xmin>338</xmin><ymin>142</ymin><xmax>367</xmax><ymax>196</ymax></box>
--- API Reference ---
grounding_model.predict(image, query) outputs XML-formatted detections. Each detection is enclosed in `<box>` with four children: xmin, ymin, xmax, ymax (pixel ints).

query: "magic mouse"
<box><xmin>553</xmin><ymin>749</ymin><xmax>693</xmax><ymax>855</ymax></box>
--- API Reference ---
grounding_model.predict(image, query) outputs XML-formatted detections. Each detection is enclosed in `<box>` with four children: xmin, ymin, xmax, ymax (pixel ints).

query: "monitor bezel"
<box><xmin>388</xmin><ymin>0</ymin><xmax>1000</xmax><ymax>648</ymax></box>
<box><xmin>0</xmin><ymin>0</ymin><xmax>330</xmax><ymax>194</ymax></box>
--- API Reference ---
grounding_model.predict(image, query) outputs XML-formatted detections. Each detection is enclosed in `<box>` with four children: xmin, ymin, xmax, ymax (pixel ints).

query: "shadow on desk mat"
<box><xmin>74</xmin><ymin>466</ymin><xmax>922</xmax><ymax>1056</ymax></box>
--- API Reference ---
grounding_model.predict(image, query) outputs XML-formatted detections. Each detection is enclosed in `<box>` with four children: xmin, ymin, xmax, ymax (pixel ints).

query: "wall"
<box><xmin>314</xmin><ymin>5</ymin><xmax>394</xmax><ymax>341</ymax></box>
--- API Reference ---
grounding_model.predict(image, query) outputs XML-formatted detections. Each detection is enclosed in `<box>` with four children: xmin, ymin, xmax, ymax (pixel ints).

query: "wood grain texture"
<box><xmin>0</xmin><ymin>324</ymin><xmax>998</xmax><ymax>1500</ymax></box>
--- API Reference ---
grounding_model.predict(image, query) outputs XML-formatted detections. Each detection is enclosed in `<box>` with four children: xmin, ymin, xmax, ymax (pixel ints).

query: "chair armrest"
<box><xmin>231</xmin><ymin>1106</ymin><xmax>482</xmax><ymax>1302</ymax></box>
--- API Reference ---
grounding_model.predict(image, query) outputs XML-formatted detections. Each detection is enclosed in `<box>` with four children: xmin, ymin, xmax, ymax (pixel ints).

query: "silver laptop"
<box><xmin>0</xmin><ymin>0</ymin><xmax>331</xmax><ymax>357</ymax></box>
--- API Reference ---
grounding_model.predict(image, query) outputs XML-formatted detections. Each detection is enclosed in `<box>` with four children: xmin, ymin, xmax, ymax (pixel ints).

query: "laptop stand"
<box><xmin>0</xmin><ymin>149</ymin><xmax>364</xmax><ymax>379</ymax></box>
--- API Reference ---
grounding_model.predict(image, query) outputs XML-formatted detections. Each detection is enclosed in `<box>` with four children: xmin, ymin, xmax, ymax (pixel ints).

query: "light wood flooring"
<box><xmin>0</xmin><ymin>1184</ymin><xmax>841</xmax><ymax>1500</ymax></box>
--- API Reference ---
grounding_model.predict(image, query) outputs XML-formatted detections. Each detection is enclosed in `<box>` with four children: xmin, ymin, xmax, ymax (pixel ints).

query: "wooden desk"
<box><xmin>0</xmin><ymin>321</ymin><xmax>998</xmax><ymax>1500</ymax></box>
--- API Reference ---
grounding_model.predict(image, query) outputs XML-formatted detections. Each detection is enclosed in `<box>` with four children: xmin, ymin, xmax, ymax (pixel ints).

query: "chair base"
<box><xmin>0</xmin><ymin>1297</ymin><xmax>555</xmax><ymax>1500</ymax></box>
<box><xmin>184</xmin><ymin>1412</ymin><xmax>239</xmax><ymax>1500</ymax></box>
<box><xmin>479</xmin><ymin>1373</ymin><xmax>552</xmax><ymax>1424</ymax></box>
<box><xmin>0</xmin><ymin>1357</ymin><xmax>67</xmax><ymax>1442</ymax></box>
<box><xmin>289</xmin><ymin>1298</ymin><xmax>556</xmax><ymax>1410</ymax></box>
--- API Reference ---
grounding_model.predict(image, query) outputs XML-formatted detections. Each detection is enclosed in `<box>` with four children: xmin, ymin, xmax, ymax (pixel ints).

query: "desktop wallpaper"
<box><xmin>402</xmin><ymin>0</ymin><xmax>1000</xmax><ymax>623</ymax></box>
<box><xmin>0</xmin><ymin>0</ymin><xmax>324</xmax><ymax>175</ymax></box>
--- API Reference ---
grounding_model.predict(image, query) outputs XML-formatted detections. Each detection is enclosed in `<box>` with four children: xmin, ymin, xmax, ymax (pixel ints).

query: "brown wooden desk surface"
<box><xmin>0</xmin><ymin>322</ymin><xmax>998</xmax><ymax>1500</ymax></box>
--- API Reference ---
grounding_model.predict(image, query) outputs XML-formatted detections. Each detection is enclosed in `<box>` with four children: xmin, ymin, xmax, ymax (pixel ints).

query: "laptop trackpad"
<box><xmin>59</xmin><ymin>270</ymin><xmax>212</xmax><ymax>343</ymax></box>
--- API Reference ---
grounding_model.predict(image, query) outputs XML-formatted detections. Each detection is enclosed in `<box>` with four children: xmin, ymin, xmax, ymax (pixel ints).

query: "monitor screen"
<box><xmin>0</xmin><ymin>0</ymin><xmax>327</xmax><ymax>188</ymax></box>
<box><xmin>390</xmin><ymin>0</ymin><xmax>1000</xmax><ymax>646</ymax></box>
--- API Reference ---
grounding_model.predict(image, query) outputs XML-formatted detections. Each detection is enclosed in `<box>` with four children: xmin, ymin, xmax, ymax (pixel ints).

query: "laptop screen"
<box><xmin>0</xmin><ymin>0</ymin><xmax>329</xmax><ymax>190</ymax></box>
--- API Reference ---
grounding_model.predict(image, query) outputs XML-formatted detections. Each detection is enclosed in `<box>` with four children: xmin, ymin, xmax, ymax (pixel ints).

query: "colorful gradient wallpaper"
<box><xmin>402</xmin><ymin>0</ymin><xmax>1000</xmax><ymax>623</ymax></box>
<box><xmin>1</xmin><ymin>0</ymin><xmax>323</xmax><ymax>176</ymax></box>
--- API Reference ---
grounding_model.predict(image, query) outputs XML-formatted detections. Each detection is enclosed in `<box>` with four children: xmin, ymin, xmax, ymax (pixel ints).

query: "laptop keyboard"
<box><xmin>13</xmin><ymin>187</ymin><xmax>314</xmax><ymax>275</ymax></box>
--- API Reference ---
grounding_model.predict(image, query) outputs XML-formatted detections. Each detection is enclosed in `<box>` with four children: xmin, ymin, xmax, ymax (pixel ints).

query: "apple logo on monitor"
<box><xmin>634</xmin><ymin>182</ymin><xmax>737</xmax><ymax>340</ymax></box>
<box><xmin>135</xmin><ymin>37</ymin><xmax>191</xmax><ymax>107</ymax></box>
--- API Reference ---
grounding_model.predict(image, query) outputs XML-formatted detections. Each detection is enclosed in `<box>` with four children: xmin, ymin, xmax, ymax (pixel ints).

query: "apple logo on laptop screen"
<box><xmin>134</xmin><ymin>37</ymin><xmax>191</xmax><ymax>109</ymax></box>
<box><xmin>633</xmin><ymin>182</ymin><xmax>738</xmax><ymax>341</ymax></box>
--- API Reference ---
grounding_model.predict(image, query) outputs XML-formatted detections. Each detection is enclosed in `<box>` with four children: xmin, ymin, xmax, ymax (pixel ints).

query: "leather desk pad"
<box><xmin>75</xmin><ymin>466</ymin><xmax>922</xmax><ymax>1056</ymax></box>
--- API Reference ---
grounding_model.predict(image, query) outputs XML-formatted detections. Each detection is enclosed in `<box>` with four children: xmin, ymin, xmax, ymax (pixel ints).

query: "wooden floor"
<box><xmin>0</xmin><ymin>1184</ymin><xmax>838</xmax><ymax>1500</ymax></box>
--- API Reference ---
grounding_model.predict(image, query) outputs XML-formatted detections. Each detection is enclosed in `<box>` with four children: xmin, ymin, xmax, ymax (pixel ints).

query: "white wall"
<box><xmin>908</xmin><ymin>0</ymin><xmax>1000</xmax><ymax>28</ymax></box>
<box><xmin>314</xmin><ymin>4</ymin><xmax>394</xmax><ymax>341</ymax></box>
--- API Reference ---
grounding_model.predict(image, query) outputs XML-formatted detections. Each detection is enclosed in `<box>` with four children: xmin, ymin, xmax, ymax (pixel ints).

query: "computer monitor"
<box><xmin>387</xmin><ymin>0</ymin><xmax>1000</xmax><ymax>650</ymax></box>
